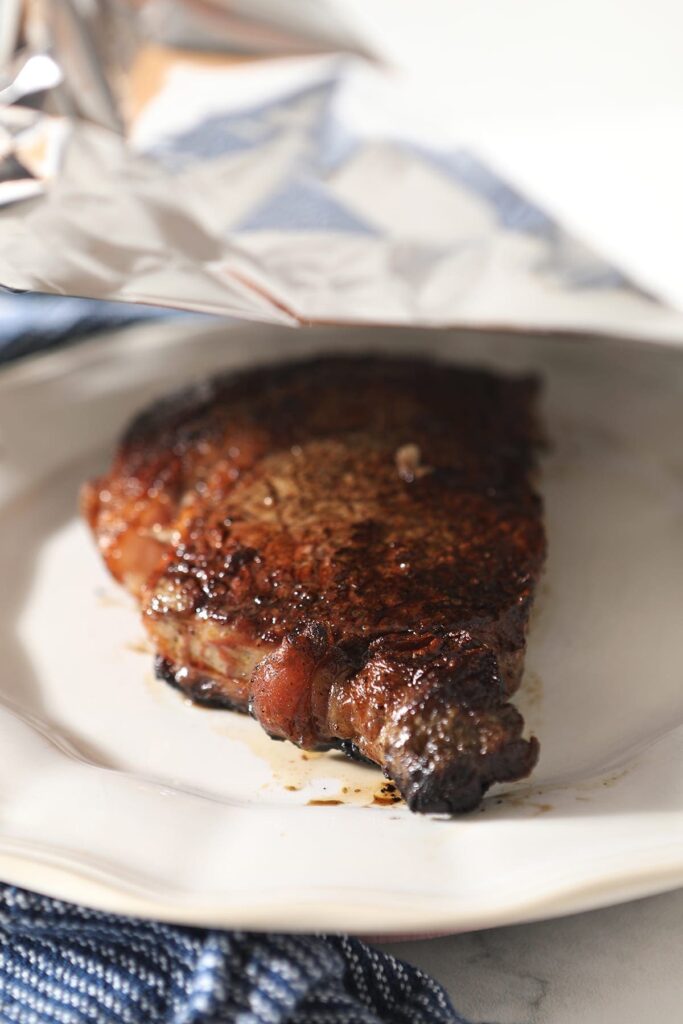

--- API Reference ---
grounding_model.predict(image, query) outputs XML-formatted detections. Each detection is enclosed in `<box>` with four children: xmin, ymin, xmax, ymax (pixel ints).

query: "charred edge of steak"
<box><xmin>335</xmin><ymin>740</ymin><xmax>376</xmax><ymax>766</ymax></box>
<box><xmin>381</xmin><ymin>646</ymin><xmax>539</xmax><ymax>813</ymax></box>
<box><xmin>391</xmin><ymin>726</ymin><xmax>539</xmax><ymax>814</ymax></box>
<box><xmin>154</xmin><ymin>656</ymin><xmax>248</xmax><ymax>712</ymax></box>
<box><xmin>154</xmin><ymin>654</ymin><xmax>336</xmax><ymax>749</ymax></box>
<box><xmin>154</xmin><ymin>632</ymin><xmax>539</xmax><ymax>812</ymax></box>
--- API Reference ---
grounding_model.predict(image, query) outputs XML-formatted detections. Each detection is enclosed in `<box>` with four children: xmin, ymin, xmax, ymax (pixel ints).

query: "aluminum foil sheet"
<box><xmin>1</xmin><ymin>1</ymin><xmax>682</xmax><ymax>342</ymax></box>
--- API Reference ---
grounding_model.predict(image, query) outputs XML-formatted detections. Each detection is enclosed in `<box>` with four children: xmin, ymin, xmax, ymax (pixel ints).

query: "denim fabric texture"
<box><xmin>0</xmin><ymin>886</ymin><xmax>468</xmax><ymax>1024</ymax></box>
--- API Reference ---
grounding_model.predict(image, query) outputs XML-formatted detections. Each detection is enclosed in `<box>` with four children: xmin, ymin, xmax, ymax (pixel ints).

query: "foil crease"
<box><xmin>0</xmin><ymin>2</ymin><xmax>682</xmax><ymax>342</ymax></box>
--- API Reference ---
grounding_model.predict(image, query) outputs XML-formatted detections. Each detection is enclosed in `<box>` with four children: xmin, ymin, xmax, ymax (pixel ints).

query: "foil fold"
<box><xmin>1</xmin><ymin>2</ymin><xmax>682</xmax><ymax>343</ymax></box>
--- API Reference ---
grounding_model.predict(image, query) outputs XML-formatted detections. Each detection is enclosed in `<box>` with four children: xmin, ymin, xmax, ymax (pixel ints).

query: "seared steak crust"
<box><xmin>83</xmin><ymin>357</ymin><xmax>545</xmax><ymax>812</ymax></box>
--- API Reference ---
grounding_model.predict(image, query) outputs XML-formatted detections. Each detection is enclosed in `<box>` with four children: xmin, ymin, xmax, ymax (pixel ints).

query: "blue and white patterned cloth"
<box><xmin>0</xmin><ymin>290</ymin><xmax>177</xmax><ymax>365</ymax></box>
<box><xmin>0</xmin><ymin>885</ymin><xmax>467</xmax><ymax>1024</ymax></box>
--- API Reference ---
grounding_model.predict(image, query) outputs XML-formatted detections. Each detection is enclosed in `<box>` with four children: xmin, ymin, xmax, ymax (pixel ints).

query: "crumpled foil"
<box><xmin>1</xmin><ymin>1</ymin><xmax>682</xmax><ymax>342</ymax></box>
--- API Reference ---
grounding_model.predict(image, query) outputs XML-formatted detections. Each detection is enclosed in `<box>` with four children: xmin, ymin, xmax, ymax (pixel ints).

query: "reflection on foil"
<box><xmin>0</xmin><ymin>53</ymin><xmax>62</xmax><ymax>106</ymax></box>
<box><xmin>0</xmin><ymin>3</ymin><xmax>681</xmax><ymax>342</ymax></box>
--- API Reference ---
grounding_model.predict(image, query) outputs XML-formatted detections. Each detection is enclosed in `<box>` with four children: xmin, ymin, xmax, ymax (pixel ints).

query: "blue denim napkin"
<box><xmin>0</xmin><ymin>885</ymin><xmax>467</xmax><ymax>1024</ymax></box>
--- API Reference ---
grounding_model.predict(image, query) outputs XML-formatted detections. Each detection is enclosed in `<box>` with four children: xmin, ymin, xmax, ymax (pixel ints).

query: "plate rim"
<box><xmin>1</xmin><ymin>317</ymin><xmax>682</xmax><ymax>934</ymax></box>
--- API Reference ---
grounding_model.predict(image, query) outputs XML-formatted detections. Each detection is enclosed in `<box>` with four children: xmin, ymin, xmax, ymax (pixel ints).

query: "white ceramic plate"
<box><xmin>0</xmin><ymin>321</ymin><xmax>682</xmax><ymax>935</ymax></box>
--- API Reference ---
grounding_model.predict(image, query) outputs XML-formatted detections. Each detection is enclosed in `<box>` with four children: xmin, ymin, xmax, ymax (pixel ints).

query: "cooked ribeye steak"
<box><xmin>83</xmin><ymin>356</ymin><xmax>545</xmax><ymax>812</ymax></box>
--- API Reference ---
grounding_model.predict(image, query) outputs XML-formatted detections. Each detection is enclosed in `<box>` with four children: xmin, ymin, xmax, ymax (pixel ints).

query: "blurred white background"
<box><xmin>342</xmin><ymin>0</ymin><xmax>683</xmax><ymax>309</ymax></box>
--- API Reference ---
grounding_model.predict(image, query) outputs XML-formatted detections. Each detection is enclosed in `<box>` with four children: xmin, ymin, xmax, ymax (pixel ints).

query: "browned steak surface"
<box><xmin>82</xmin><ymin>356</ymin><xmax>545</xmax><ymax>812</ymax></box>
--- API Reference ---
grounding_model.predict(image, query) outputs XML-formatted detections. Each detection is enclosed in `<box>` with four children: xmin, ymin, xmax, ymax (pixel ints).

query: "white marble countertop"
<box><xmin>380</xmin><ymin>888</ymin><xmax>683</xmax><ymax>1023</ymax></box>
